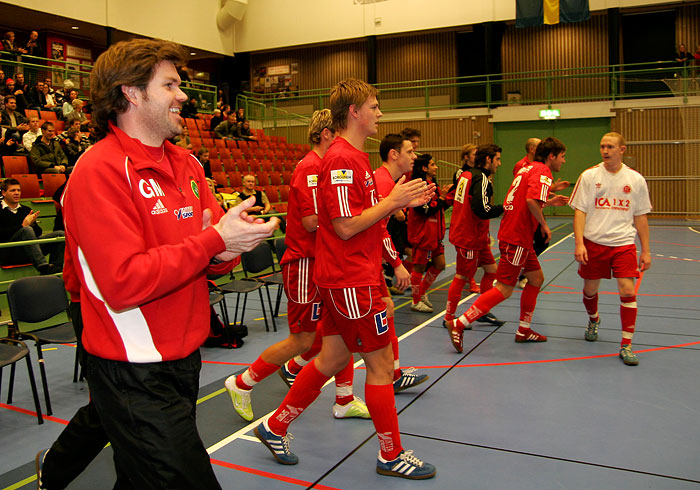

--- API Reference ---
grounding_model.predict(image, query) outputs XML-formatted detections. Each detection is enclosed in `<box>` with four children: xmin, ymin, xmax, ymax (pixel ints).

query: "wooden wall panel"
<box><xmin>376</xmin><ymin>32</ymin><xmax>457</xmax><ymax>104</ymax></box>
<box><xmin>613</xmin><ymin>107</ymin><xmax>699</xmax><ymax>216</ymax></box>
<box><xmin>676</xmin><ymin>4</ymin><xmax>700</xmax><ymax>51</ymax></box>
<box><xmin>501</xmin><ymin>14</ymin><xmax>609</xmax><ymax>103</ymax></box>
<box><xmin>250</xmin><ymin>41</ymin><xmax>367</xmax><ymax>110</ymax></box>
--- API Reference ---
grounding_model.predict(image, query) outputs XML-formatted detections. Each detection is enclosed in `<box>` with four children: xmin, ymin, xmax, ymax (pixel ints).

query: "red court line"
<box><xmin>211</xmin><ymin>458</ymin><xmax>342</xmax><ymax>490</ymax></box>
<box><xmin>202</xmin><ymin>360</ymin><xmax>252</xmax><ymax>367</ymax></box>
<box><xmin>0</xmin><ymin>403</ymin><xmax>69</xmax><ymax>425</ymax></box>
<box><xmin>400</xmin><ymin>340</ymin><xmax>700</xmax><ymax>370</ymax></box>
<box><xmin>541</xmin><ymin>290</ymin><xmax>700</xmax><ymax>298</ymax></box>
<box><xmin>650</xmin><ymin>239</ymin><xmax>700</xmax><ymax>248</ymax></box>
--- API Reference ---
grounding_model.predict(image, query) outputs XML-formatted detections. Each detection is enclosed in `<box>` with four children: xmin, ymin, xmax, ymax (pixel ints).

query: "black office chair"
<box><xmin>7</xmin><ymin>276</ymin><xmax>78</xmax><ymax>416</ymax></box>
<box><xmin>0</xmin><ymin>337</ymin><xmax>43</xmax><ymax>424</ymax></box>
<box><xmin>218</xmin><ymin>275</ymin><xmax>273</xmax><ymax>332</ymax></box>
<box><xmin>241</xmin><ymin>241</ymin><xmax>285</xmax><ymax>330</ymax></box>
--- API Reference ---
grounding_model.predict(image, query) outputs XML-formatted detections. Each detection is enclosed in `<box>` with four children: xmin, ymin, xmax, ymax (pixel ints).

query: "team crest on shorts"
<box><xmin>374</xmin><ymin>310</ymin><xmax>388</xmax><ymax>335</ymax></box>
<box><xmin>311</xmin><ymin>302</ymin><xmax>321</xmax><ymax>321</ymax></box>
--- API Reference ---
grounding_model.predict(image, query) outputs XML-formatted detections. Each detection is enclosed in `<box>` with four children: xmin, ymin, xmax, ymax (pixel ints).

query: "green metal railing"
<box><xmin>0</xmin><ymin>52</ymin><xmax>217</xmax><ymax>113</ymax></box>
<box><xmin>238</xmin><ymin>60</ymin><xmax>696</xmax><ymax>122</ymax></box>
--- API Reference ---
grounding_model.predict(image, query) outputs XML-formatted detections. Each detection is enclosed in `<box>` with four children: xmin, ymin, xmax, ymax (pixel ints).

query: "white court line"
<box><xmin>207</xmin><ymin>231</ymin><xmax>575</xmax><ymax>455</ymax></box>
<box><xmin>689</xmin><ymin>226</ymin><xmax>700</xmax><ymax>235</ymax></box>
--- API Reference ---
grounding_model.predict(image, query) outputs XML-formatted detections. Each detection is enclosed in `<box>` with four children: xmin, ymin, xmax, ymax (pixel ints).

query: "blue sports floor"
<box><xmin>1</xmin><ymin>218</ymin><xmax>699</xmax><ymax>489</ymax></box>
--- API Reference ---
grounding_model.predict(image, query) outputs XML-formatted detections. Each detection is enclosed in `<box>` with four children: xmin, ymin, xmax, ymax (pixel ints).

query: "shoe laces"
<box><xmin>399</xmin><ymin>450</ymin><xmax>424</xmax><ymax>467</ymax></box>
<box><xmin>401</xmin><ymin>367</ymin><xmax>417</xmax><ymax>377</ymax></box>
<box><xmin>280</xmin><ymin>432</ymin><xmax>294</xmax><ymax>453</ymax></box>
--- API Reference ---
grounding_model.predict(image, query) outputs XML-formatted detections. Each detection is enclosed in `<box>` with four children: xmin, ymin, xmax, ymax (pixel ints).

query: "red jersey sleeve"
<box><xmin>526</xmin><ymin>165</ymin><xmax>552</xmax><ymax>204</ymax></box>
<box><xmin>294</xmin><ymin>159</ymin><xmax>319</xmax><ymax>218</ymax></box>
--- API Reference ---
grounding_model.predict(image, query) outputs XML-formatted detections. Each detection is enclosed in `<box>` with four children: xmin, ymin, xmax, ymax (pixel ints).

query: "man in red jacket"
<box><xmin>36</xmin><ymin>38</ymin><xmax>278</xmax><ymax>490</ymax></box>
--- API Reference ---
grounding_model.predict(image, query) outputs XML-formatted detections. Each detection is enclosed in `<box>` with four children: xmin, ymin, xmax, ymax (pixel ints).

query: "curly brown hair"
<box><xmin>90</xmin><ymin>38</ymin><xmax>187</xmax><ymax>139</ymax></box>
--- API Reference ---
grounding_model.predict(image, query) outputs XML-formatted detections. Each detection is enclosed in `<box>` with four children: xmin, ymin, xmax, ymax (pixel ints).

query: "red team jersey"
<box><xmin>373</xmin><ymin>165</ymin><xmax>401</xmax><ymax>268</ymax></box>
<box><xmin>314</xmin><ymin>137</ymin><xmax>381</xmax><ymax>288</ymax></box>
<box><xmin>281</xmin><ymin>151</ymin><xmax>320</xmax><ymax>264</ymax></box>
<box><xmin>498</xmin><ymin>162</ymin><xmax>552</xmax><ymax>249</ymax></box>
<box><xmin>449</xmin><ymin>168</ymin><xmax>502</xmax><ymax>251</ymax></box>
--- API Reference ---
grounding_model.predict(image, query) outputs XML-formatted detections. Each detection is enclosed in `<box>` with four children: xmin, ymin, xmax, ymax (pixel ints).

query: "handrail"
<box><xmin>239</xmin><ymin>60</ymin><xmax>696</xmax><ymax>116</ymax></box>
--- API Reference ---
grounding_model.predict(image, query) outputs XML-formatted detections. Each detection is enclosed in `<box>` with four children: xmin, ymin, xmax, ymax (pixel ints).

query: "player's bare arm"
<box><xmin>633</xmin><ymin>213</ymin><xmax>651</xmax><ymax>271</ymax></box>
<box><xmin>573</xmin><ymin>208</ymin><xmax>588</xmax><ymax>265</ymax></box>
<box><xmin>526</xmin><ymin>197</ymin><xmax>551</xmax><ymax>243</ymax></box>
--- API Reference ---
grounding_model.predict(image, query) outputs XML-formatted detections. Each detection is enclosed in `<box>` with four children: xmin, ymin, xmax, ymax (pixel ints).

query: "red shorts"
<box><xmin>412</xmin><ymin>243</ymin><xmax>445</xmax><ymax>266</ymax></box>
<box><xmin>455</xmin><ymin>246</ymin><xmax>496</xmax><ymax>277</ymax></box>
<box><xmin>578</xmin><ymin>238</ymin><xmax>640</xmax><ymax>280</ymax></box>
<box><xmin>319</xmin><ymin>285</ymin><xmax>393</xmax><ymax>353</ymax></box>
<box><xmin>283</xmin><ymin>259</ymin><xmax>321</xmax><ymax>334</ymax></box>
<box><xmin>377</xmin><ymin>268</ymin><xmax>389</xmax><ymax>298</ymax></box>
<box><xmin>496</xmin><ymin>241</ymin><xmax>541</xmax><ymax>286</ymax></box>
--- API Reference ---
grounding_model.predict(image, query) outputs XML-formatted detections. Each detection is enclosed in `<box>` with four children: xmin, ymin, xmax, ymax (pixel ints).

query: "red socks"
<box><xmin>620</xmin><ymin>295</ymin><xmax>637</xmax><ymax>347</ymax></box>
<box><xmin>410</xmin><ymin>271</ymin><xmax>422</xmax><ymax>303</ymax></box>
<box><xmin>583</xmin><ymin>292</ymin><xmax>599</xmax><ymax>322</ymax></box>
<box><xmin>391</xmin><ymin>331</ymin><xmax>400</xmax><ymax>381</ymax></box>
<box><xmin>365</xmin><ymin>383</ymin><xmax>402</xmax><ymax>461</ymax></box>
<box><xmin>267</xmin><ymin>361</ymin><xmax>329</xmax><ymax>435</ymax></box>
<box><xmin>446</xmin><ymin>276</ymin><xmax>467</xmax><ymax>321</ymax></box>
<box><xmin>334</xmin><ymin>358</ymin><xmax>355</xmax><ymax>406</ymax></box>
<box><xmin>237</xmin><ymin>358</ymin><xmax>279</xmax><ymax>390</ymax></box>
<box><xmin>456</xmin><ymin>287</ymin><xmax>505</xmax><ymax>329</ymax></box>
<box><xmin>419</xmin><ymin>266</ymin><xmax>441</xmax><ymax>297</ymax></box>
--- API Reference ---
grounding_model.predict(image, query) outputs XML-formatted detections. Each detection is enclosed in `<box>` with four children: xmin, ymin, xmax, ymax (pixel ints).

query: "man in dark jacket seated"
<box><xmin>0</xmin><ymin>178</ymin><xmax>64</xmax><ymax>274</ymax></box>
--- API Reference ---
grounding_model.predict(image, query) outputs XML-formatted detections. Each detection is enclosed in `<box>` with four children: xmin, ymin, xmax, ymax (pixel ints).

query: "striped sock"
<box><xmin>620</xmin><ymin>295</ymin><xmax>637</xmax><ymax>347</ymax></box>
<box><xmin>583</xmin><ymin>292</ymin><xmax>599</xmax><ymax>322</ymax></box>
<box><xmin>446</xmin><ymin>276</ymin><xmax>467</xmax><ymax>321</ymax></box>
<box><xmin>334</xmin><ymin>358</ymin><xmax>355</xmax><ymax>406</ymax></box>
<box><xmin>419</xmin><ymin>266</ymin><xmax>441</xmax><ymax>297</ymax></box>
<box><xmin>365</xmin><ymin>383</ymin><xmax>402</xmax><ymax>461</ymax></box>
<box><xmin>410</xmin><ymin>272</ymin><xmax>422</xmax><ymax>304</ymax></box>
<box><xmin>236</xmin><ymin>358</ymin><xmax>279</xmax><ymax>390</ymax></box>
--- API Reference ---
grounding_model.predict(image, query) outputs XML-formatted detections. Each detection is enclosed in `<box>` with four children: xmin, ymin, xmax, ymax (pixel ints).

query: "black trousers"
<box><xmin>43</xmin><ymin>349</ymin><xmax>221</xmax><ymax>489</ymax></box>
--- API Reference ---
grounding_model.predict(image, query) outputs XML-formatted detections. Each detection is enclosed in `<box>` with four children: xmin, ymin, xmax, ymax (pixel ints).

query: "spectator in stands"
<box><xmin>0</xmin><ymin>69</ymin><xmax>5</xmax><ymax>86</ymax></box>
<box><xmin>197</xmin><ymin>147</ymin><xmax>212</xmax><ymax>178</ymax></box>
<box><xmin>1</xmin><ymin>95</ymin><xmax>29</xmax><ymax>143</ymax></box>
<box><xmin>234</xmin><ymin>119</ymin><xmax>257</xmax><ymax>141</ymax></box>
<box><xmin>64</xmin><ymin>126</ymin><xmax>90</xmax><ymax>165</ymax></box>
<box><xmin>216</xmin><ymin>89</ymin><xmax>225</xmax><ymax>109</ymax></box>
<box><xmin>231</xmin><ymin>174</ymin><xmax>270</xmax><ymax>215</ymax></box>
<box><xmin>213</xmin><ymin>112</ymin><xmax>238</xmax><ymax>140</ymax></box>
<box><xmin>41</xmin><ymin>82</ymin><xmax>61</xmax><ymax>117</ymax></box>
<box><xmin>676</xmin><ymin>43</ymin><xmax>691</xmax><ymax>67</ymax></box>
<box><xmin>0</xmin><ymin>178</ymin><xmax>63</xmax><ymax>274</ymax></box>
<box><xmin>54</xmin><ymin>79</ymin><xmax>73</xmax><ymax>106</ymax></box>
<box><xmin>44</xmin><ymin>77</ymin><xmax>55</xmax><ymax>96</ymax></box>
<box><xmin>235</xmin><ymin>107</ymin><xmax>245</xmax><ymax>123</ymax></box>
<box><xmin>62</xmin><ymin>89</ymin><xmax>78</xmax><ymax>119</ymax></box>
<box><xmin>180</xmin><ymin>96</ymin><xmax>198</xmax><ymax>119</ymax></box>
<box><xmin>28</xmin><ymin>80</ymin><xmax>46</xmax><ymax>111</ymax></box>
<box><xmin>2</xmin><ymin>32</ymin><xmax>27</xmax><ymax>77</ymax></box>
<box><xmin>66</xmin><ymin>99</ymin><xmax>89</xmax><ymax>131</ymax></box>
<box><xmin>174</xmin><ymin>125</ymin><xmax>192</xmax><ymax>150</ymax></box>
<box><xmin>22</xmin><ymin>115</ymin><xmax>41</xmax><ymax>151</ymax></box>
<box><xmin>61</xmin><ymin>119</ymin><xmax>82</xmax><ymax>141</ymax></box>
<box><xmin>3</xmin><ymin>78</ymin><xmax>29</xmax><ymax>114</ymax></box>
<box><xmin>30</xmin><ymin>121</ymin><xmax>71</xmax><ymax>174</ymax></box>
<box><xmin>209</xmin><ymin>109</ymin><xmax>223</xmax><ymax>131</ymax></box>
<box><xmin>24</xmin><ymin>31</ymin><xmax>44</xmax><ymax>58</ymax></box>
<box><xmin>15</xmin><ymin>73</ymin><xmax>29</xmax><ymax>94</ymax></box>
<box><xmin>0</xmin><ymin>126</ymin><xmax>21</xmax><ymax>156</ymax></box>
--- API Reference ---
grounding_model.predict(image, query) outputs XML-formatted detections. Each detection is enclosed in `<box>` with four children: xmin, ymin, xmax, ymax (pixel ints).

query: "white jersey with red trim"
<box><xmin>569</xmin><ymin>163</ymin><xmax>651</xmax><ymax>247</ymax></box>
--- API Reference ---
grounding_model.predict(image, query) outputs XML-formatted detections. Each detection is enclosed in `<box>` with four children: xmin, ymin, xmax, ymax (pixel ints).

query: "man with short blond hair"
<box><xmin>255</xmin><ymin>79</ymin><xmax>436</xmax><ymax>479</ymax></box>
<box><xmin>22</xmin><ymin>115</ymin><xmax>41</xmax><ymax>151</ymax></box>
<box><xmin>569</xmin><ymin>131</ymin><xmax>651</xmax><ymax>366</ymax></box>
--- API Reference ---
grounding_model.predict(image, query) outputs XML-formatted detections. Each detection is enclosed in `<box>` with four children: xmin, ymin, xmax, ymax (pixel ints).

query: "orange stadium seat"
<box><xmin>2</xmin><ymin>155</ymin><xmax>30</xmax><ymax>177</ymax></box>
<box><xmin>279</xmin><ymin>185</ymin><xmax>290</xmax><ymax>202</ymax></box>
<box><xmin>209</xmin><ymin>158</ymin><xmax>223</xmax><ymax>173</ymax></box>
<box><xmin>15</xmin><ymin>174</ymin><xmax>41</xmax><ymax>198</ymax></box>
<box><xmin>41</xmin><ymin>173</ymin><xmax>66</xmax><ymax>198</ymax></box>
<box><xmin>257</xmin><ymin>171</ymin><xmax>269</xmax><ymax>186</ymax></box>
<box><xmin>223</xmin><ymin>159</ymin><xmax>236</xmax><ymax>173</ymax></box>
<box><xmin>269</xmin><ymin>172</ymin><xmax>282</xmax><ymax>186</ymax></box>
<box><xmin>228</xmin><ymin>172</ymin><xmax>243</xmax><ymax>188</ymax></box>
<box><xmin>248</xmin><ymin>160</ymin><xmax>261</xmax><ymax>173</ymax></box>
<box><xmin>212</xmin><ymin>172</ymin><xmax>228</xmax><ymax>188</ymax></box>
<box><xmin>264</xmin><ymin>186</ymin><xmax>279</xmax><ymax>203</ymax></box>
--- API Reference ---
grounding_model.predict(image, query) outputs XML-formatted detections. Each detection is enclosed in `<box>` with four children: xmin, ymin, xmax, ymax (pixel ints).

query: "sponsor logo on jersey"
<box><xmin>151</xmin><ymin>199</ymin><xmax>168</xmax><ymax>215</ymax></box>
<box><xmin>331</xmin><ymin>169</ymin><xmax>353</xmax><ymax>184</ymax></box>
<box><xmin>595</xmin><ymin>197</ymin><xmax>631</xmax><ymax>211</ymax></box>
<box><xmin>539</xmin><ymin>175</ymin><xmax>552</xmax><ymax>186</ymax></box>
<box><xmin>374</xmin><ymin>310</ymin><xmax>388</xmax><ymax>335</ymax></box>
<box><xmin>623</xmin><ymin>185</ymin><xmax>631</xmax><ymax>194</ymax></box>
<box><xmin>307</xmin><ymin>174</ymin><xmax>318</xmax><ymax>187</ymax></box>
<box><xmin>139</xmin><ymin>179</ymin><xmax>165</xmax><ymax>199</ymax></box>
<box><xmin>190</xmin><ymin>180</ymin><xmax>199</xmax><ymax>199</ymax></box>
<box><xmin>174</xmin><ymin>206</ymin><xmax>194</xmax><ymax>220</ymax></box>
<box><xmin>365</xmin><ymin>170</ymin><xmax>371</xmax><ymax>180</ymax></box>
